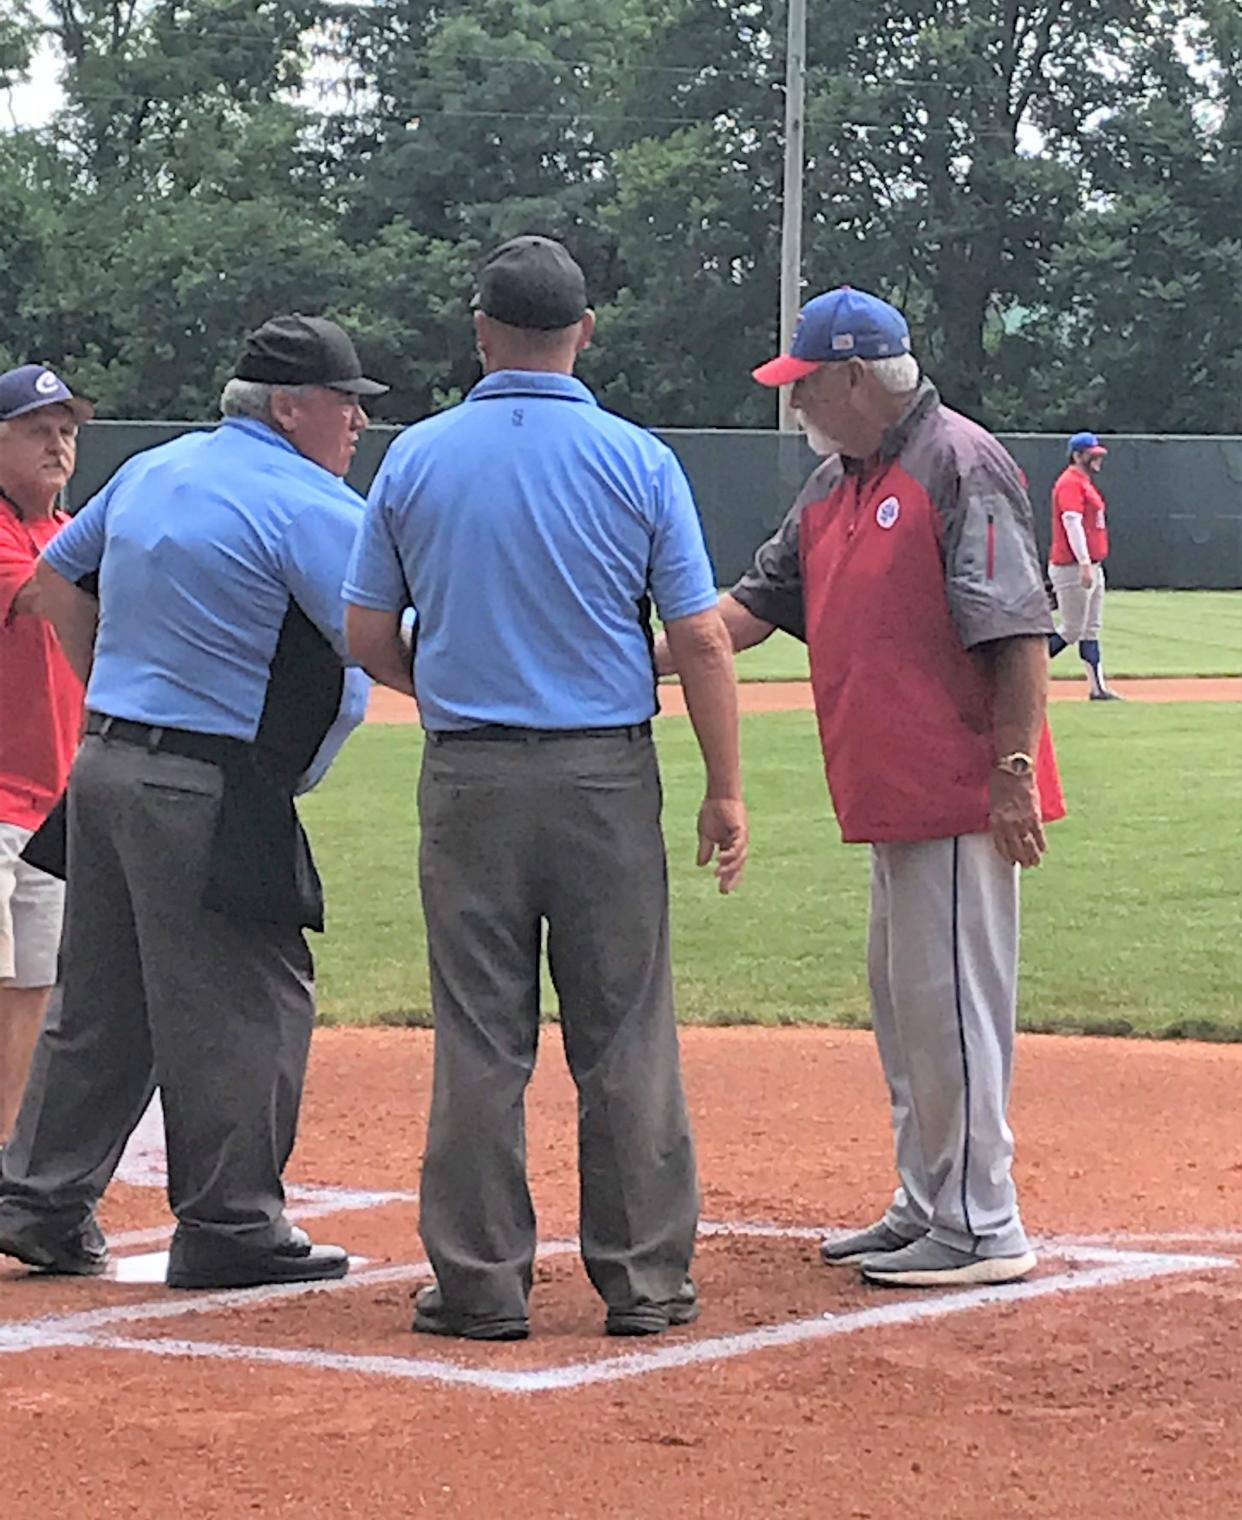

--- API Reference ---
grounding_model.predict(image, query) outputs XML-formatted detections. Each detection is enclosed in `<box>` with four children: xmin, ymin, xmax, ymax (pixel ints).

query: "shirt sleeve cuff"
<box><xmin>40</xmin><ymin>538</ymin><xmax>95</xmax><ymax>586</ymax></box>
<box><xmin>341</xmin><ymin>582</ymin><xmax>405</xmax><ymax>612</ymax></box>
<box><xmin>655</xmin><ymin>588</ymin><xmax>720</xmax><ymax>624</ymax></box>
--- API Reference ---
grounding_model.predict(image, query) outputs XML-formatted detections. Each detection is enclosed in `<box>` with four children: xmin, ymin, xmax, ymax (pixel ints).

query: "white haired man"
<box><xmin>0</xmin><ymin>366</ymin><xmax>92</xmax><ymax>1153</ymax></box>
<box><xmin>659</xmin><ymin>287</ymin><xmax>1066</xmax><ymax>1287</ymax></box>
<box><xmin>0</xmin><ymin>316</ymin><xmax>377</xmax><ymax>1288</ymax></box>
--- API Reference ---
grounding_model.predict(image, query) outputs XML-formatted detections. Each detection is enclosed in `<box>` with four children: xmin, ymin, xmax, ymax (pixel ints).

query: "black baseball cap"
<box><xmin>235</xmin><ymin>314</ymin><xmax>388</xmax><ymax>395</ymax></box>
<box><xmin>0</xmin><ymin>364</ymin><xmax>95</xmax><ymax>423</ymax></box>
<box><xmin>474</xmin><ymin>236</ymin><xmax>588</xmax><ymax>330</ymax></box>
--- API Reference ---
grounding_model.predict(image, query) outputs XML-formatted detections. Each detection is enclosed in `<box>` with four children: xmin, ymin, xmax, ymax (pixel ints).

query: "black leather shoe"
<box><xmin>605</xmin><ymin>1278</ymin><xmax>699</xmax><ymax>1337</ymax></box>
<box><xmin>165</xmin><ymin>1235</ymin><xmax>349</xmax><ymax>1290</ymax></box>
<box><xmin>412</xmin><ymin>1284</ymin><xmax>530</xmax><ymax>1341</ymax></box>
<box><xmin>0</xmin><ymin>1208</ymin><xmax>108</xmax><ymax>1276</ymax></box>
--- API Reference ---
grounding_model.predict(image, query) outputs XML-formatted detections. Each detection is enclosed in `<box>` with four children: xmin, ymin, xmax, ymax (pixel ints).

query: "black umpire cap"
<box><xmin>474</xmin><ymin>236</ymin><xmax>589</xmax><ymax>331</ymax></box>
<box><xmin>235</xmin><ymin>314</ymin><xmax>389</xmax><ymax>395</ymax></box>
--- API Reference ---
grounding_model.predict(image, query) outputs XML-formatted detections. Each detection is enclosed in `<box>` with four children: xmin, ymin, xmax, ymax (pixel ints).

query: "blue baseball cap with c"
<box><xmin>1068</xmin><ymin>430</ymin><xmax>1107</xmax><ymax>457</ymax></box>
<box><xmin>753</xmin><ymin>287</ymin><xmax>912</xmax><ymax>386</ymax></box>
<box><xmin>0</xmin><ymin>364</ymin><xmax>95</xmax><ymax>424</ymax></box>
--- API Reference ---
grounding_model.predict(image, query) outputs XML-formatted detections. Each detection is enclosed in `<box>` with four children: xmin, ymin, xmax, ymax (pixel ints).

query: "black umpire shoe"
<box><xmin>605</xmin><ymin>1278</ymin><xmax>699</xmax><ymax>1337</ymax></box>
<box><xmin>0</xmin><ymin>1207</ymin><xmax>109</xmax><ymax>1276</ymax></box>
<box><xmin>411</xmin><ymin>1284</ymin><xmax>530</xmax><ymax>1341</ymax></box>
<box><xmin>165</xmin><ymin>1229</ymin><xmax>349</xmax><ymax>1290</ymax></box>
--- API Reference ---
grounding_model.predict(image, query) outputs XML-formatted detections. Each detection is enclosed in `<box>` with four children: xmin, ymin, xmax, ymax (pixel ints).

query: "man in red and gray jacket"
<box><xmin>660</xmin><ymin>286</ymin><xmax>1065</xmax><ymax>1288</ymax></box>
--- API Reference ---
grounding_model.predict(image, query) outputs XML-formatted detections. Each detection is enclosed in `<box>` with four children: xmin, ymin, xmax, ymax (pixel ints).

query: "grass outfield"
<box><xmin>302</xmin><ymin>702</ymin><xmax>1242</xmax><ymax>1039</ymax></box>
<box><xmin>704</xmin><ymin>591</ymin><xmax>1242</xmax><ymax>683</ymax></box>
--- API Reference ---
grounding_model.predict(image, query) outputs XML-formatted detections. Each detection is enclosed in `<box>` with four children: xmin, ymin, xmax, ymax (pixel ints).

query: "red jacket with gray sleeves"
<box><xmin>733</xmin><ymin>384</ymin><xmax>1065</xmax><ymax>844</ymax></box>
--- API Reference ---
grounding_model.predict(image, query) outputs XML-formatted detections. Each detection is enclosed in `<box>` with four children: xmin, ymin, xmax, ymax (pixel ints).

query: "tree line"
<box><xmin>2</xmin><ymin>0</ymin><xmax>1240</xmax><ymax>434</ymax></box>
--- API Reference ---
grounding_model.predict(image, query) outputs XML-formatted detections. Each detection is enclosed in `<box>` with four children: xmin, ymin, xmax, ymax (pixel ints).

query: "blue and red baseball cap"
<box><xmin>752</xmin><ymin>287</ymin><xmax>912</xmax><ymax>386</ymax></box>
<box><xmin>0</xmin><ymin>364</ymin><xmax>95</xmax><ymax>424</ymax></box>
<box><xmin>1068</xmin><ymin>431</ymin><xmax>1107</xmax><ymax>457</ymax></box>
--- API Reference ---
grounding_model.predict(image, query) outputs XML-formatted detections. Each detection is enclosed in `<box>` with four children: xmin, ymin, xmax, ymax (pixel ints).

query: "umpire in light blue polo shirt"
<box><xmin>345</xmin><ymin>236</ymin><xmax>748</xmax><ymax>1341</ymax></box>
<box><xmin>0</xmin><ymin>315</ymin><xmax>382</xmax><ymax>1291</ymax></box>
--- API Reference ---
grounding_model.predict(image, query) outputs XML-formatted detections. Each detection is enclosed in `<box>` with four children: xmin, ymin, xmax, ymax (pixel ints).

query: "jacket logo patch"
<box><xmin>876</xmin><ymin>496</ymin><xmax>900</xmax><ymax>529</ymax></box>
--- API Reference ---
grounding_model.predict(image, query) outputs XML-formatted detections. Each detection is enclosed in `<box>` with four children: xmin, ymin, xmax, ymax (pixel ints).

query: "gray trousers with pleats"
<box><xmin>416</xmin><ymin>729</ymin><xmax>699</xmax><ymax>1321</ymax></box>
<box><xmin>0</xmin><ymin>735</ymin><xmax>314</xmax><ymax>1259</ymax></box>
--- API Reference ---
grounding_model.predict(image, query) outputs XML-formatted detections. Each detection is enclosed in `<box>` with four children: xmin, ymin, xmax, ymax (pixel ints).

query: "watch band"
<box><xmin>995</xmin><ymin>752</ymin><xmax>1035</xmax><ymax>777</ymax></box>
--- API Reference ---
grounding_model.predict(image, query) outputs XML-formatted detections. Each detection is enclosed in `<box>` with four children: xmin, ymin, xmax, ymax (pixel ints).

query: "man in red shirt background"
<box><xmin>0</xmin><ymin>365</ymin><xmax>91</xmax><ymax>1149</ymax></box>
<box><xmin>1048</xmin><ymin>431</ymin><xmax>1122</xmax><ymax>700</ymax></box>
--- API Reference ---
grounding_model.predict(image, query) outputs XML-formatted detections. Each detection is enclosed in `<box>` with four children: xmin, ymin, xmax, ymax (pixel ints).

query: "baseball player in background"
<box><xmin>1048</xmin><ymin>431</ymin><xmax>1123</xmax><ymax>700</ymax></box>
<box><xmin>659</xmin><ymin>286</ymin><xmax>1066</xmax><ymax>1288</ymax></box>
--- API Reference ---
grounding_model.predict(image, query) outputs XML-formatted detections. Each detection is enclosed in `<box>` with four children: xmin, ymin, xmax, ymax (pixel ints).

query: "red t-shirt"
<box><xmin>1051</xmin><ymin>467</ymin><xmax>1108</xmax><ymax>565</ymax></box>
<box><xmin>0</xmin><ymin>495</ymin><xmax>85</xmax><ymax>830</ymax></box>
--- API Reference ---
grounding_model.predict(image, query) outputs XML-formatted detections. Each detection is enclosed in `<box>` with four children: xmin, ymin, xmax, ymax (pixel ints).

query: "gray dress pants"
<box><xmin>0</xmin><ymin>735</ymin><xmax>315</xmax><ymax>1256</ymax></box>
<box><xmin>417</xmin><ymin>729</ymin><xmax>699</xmax><ymax>1320</ymax></box>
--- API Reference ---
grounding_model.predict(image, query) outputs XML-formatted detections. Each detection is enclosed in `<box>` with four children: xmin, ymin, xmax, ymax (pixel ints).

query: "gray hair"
<box><xmin>865</xmin><ymin>353</ymin><xmax>921</xmax><ymax>395</ymax></box>
<box><xmin>219</xmin><ymin>377</ymin><xmax>315</xmax><ymax>422</ymax></box>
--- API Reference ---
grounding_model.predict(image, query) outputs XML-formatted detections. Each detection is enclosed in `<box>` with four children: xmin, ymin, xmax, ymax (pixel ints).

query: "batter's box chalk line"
<box><xmin>1</xmin><ymin>1221</ymin><xmax>1234</xmax><ymax>1395</ymax></box>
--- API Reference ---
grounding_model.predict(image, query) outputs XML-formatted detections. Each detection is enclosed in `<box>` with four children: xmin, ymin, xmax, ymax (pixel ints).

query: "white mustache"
<box><xmin>796</xmin><ymin>416</ymin><xmax>840</xmax><ymax>458</ymax></box>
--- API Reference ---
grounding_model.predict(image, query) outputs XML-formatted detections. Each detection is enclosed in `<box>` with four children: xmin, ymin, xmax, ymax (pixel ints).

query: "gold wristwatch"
<box><xmin>994</xmin><ymin>752</ymin><xmax>1034</xmax><ymax>777</ymax></box>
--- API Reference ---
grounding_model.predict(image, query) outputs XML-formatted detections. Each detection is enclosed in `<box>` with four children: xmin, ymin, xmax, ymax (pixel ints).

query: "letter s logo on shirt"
<box><xmin>876</xmin><ymin>496</ymin><xmax>901</xmax><ymax>529</ymax></box>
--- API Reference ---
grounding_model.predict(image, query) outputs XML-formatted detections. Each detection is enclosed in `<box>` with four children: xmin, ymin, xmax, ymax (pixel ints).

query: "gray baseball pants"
<box><xmin>0</xmin><ymin>735</ymin><xmax>315</xmax><ymax>1256</ymax></box>
<box><xmin>1049</xmin><ymin>561</ymin><xmax>1105</xmax><ymax>642</ymax></box>
<box><xmin>872</xmin><ymin>832</ymin><xmax>1031</xmax><ymax>1258</ymax></box>
<box><xmin>417</xmin><ymin>728</ymin><xmax>699</xmax><ymax>1322</ymax></box>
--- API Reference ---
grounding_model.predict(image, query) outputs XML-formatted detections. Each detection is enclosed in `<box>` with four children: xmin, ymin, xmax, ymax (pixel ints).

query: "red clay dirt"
<box><xmin>4</xmin><ymin>1027</ymin><xmax>1242</xmax><ymax>1519</ymax></box>
<box><xmin>366</xmin><ymin>675</ymin><xmax>1241</xmax><ymax>724</ymax></box>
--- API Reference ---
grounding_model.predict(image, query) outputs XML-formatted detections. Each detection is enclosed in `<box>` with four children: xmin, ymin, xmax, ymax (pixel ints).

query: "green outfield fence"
<box><xmin>70</xmin><ymin>423</ymin><xmax>1242</xmax><ymax>590</ymax></box>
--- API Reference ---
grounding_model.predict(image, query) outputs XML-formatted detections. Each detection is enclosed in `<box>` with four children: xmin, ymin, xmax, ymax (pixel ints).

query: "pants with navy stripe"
<box><xmin>870</xmin><ymin>832</ymin><xmax>1030</xmax><ymax>1258</ymax></box>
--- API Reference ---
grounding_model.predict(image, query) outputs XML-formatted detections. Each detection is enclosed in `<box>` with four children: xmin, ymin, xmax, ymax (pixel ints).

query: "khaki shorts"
<box><xmin>0</xmin><ymin>820</ymin><xmax>65</xmax><ymax>989</ymax></box>
<box><xmin>1049</xmin><ymin>561</ymin><xmax>1105</xmax><ymax>643</ymax></box>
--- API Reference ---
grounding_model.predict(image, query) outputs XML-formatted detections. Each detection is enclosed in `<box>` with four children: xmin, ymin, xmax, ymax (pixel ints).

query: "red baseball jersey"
<box><xmin>1050</xmin><ymin>467</ymin><xmax>1108</xmax><ymax>565</ymax></box>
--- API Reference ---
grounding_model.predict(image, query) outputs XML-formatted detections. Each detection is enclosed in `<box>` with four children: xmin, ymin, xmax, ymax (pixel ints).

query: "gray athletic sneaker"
<box><xmin>819</xmin><ymin>1220</ymin><xmax>922</xmax><ymax>1267</ymax></box>
<box><xmin>860</xmin><ymin>1236</ymin><xmax>1037</xmax><ymax>1288</ymax></box>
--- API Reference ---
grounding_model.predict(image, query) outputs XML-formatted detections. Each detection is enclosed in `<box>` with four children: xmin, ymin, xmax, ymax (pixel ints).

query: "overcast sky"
<box><xmin>3</xmin><ymin>40</ymin><xmax>59</xmax><ymax>130</ymax></box>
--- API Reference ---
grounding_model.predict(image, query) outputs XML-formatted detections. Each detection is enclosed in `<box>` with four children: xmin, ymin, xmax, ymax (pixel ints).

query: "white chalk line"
<box><xmin>2</xmin><ymin>1224</ymin><xmax>1234</xmax><ymax>1395</ymax></box>
<box><xmin>106</xmin><ymin>1187</ymin><xmax>419</xmax><ymax>1254</ymax></box>
<box><xmin>0</xmin><ymin>1238</ymin><xmax>580</xmax><ymax>1352</ymax></box>
<box><xmin>24</xmin><ymin>1245</ymin><xmax>1233</xmax><ymax>1396</ymax></box>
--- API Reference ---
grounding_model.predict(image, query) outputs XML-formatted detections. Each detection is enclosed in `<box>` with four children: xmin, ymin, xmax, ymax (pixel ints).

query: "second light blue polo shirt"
<box><xmin>43</xmin><ymin>417</ymin><xmax>370</xmax><ymax>785</ymax></box>
<box><xmin>344</xmin><ymin>370</ymin><xmax>718</xmax><ymax>731</ymax></box>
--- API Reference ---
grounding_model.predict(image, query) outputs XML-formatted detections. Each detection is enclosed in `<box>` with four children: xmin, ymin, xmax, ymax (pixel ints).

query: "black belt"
<box><xmin>429</xmin><ymin>722</ymin><xmax>652</xmax><ymax>744</ymax></box>
<box><xmin>86</xmin><ymin>712</ymin><xmax>242</xmax><ymax>767</ymax></box>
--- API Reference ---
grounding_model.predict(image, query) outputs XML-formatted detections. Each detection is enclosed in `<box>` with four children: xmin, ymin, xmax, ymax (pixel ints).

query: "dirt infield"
<box><xmin>366</xmin><ymin>675</ymin><xmax>1241</xmax><ymax>724</ymax></box>
<box><xmin>4</xmin><ymin>1027</ymin><xmax>1242</xmax><ymax>1518</ymax></box>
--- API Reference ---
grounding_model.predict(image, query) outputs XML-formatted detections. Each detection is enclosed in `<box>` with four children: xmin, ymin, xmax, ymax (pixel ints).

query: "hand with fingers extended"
<box><xmin>989</xmin><ymin>769</ymin><xmax>1047</xmax><ymax>869</ymax></box>
<box><xmin>696</xmin><ymin>797</ymin><xmax>748</xmax><ymax>893</ymax></box>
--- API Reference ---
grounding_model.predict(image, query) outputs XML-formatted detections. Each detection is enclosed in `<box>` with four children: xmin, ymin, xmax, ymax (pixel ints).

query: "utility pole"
<box><xmin>778</xmin><ymin>0</ymin><xmax>807</xmax><ymax>432</ymax></box>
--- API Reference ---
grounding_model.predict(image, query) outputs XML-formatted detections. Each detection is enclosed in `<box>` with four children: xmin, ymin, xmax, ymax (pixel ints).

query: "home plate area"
<box><xmin>3</xmin><ymin>1184</ymin><xmax>1234</xmax><ymax>1395</ymax></box>
<box><xmin>0</xmin><ymin>1097</ymin><xmax>1229</xmax><ymax>1391</ymax></box>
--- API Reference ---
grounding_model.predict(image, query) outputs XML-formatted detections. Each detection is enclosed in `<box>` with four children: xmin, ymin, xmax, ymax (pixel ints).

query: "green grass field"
<box><xmin>702</xmin><ymin>591</ymin><xmax>1242</xmax><ymax>683</ymax></box>
<box><xmin>302</xmin><ymin>701</ymin><xmax>1242</xmax><ymax>1040</ymax></box>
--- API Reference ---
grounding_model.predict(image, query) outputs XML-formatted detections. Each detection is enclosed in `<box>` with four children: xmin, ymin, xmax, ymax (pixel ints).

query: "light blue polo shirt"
<box><xmin>343</xmin><ymin>370</ymin><xmax>718</xmax><ymax>731</ymax></box>
<box><xmin>43</xmin><ymin>417</ymin><xmax>370</xmax><ymax>784</ymax></box>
